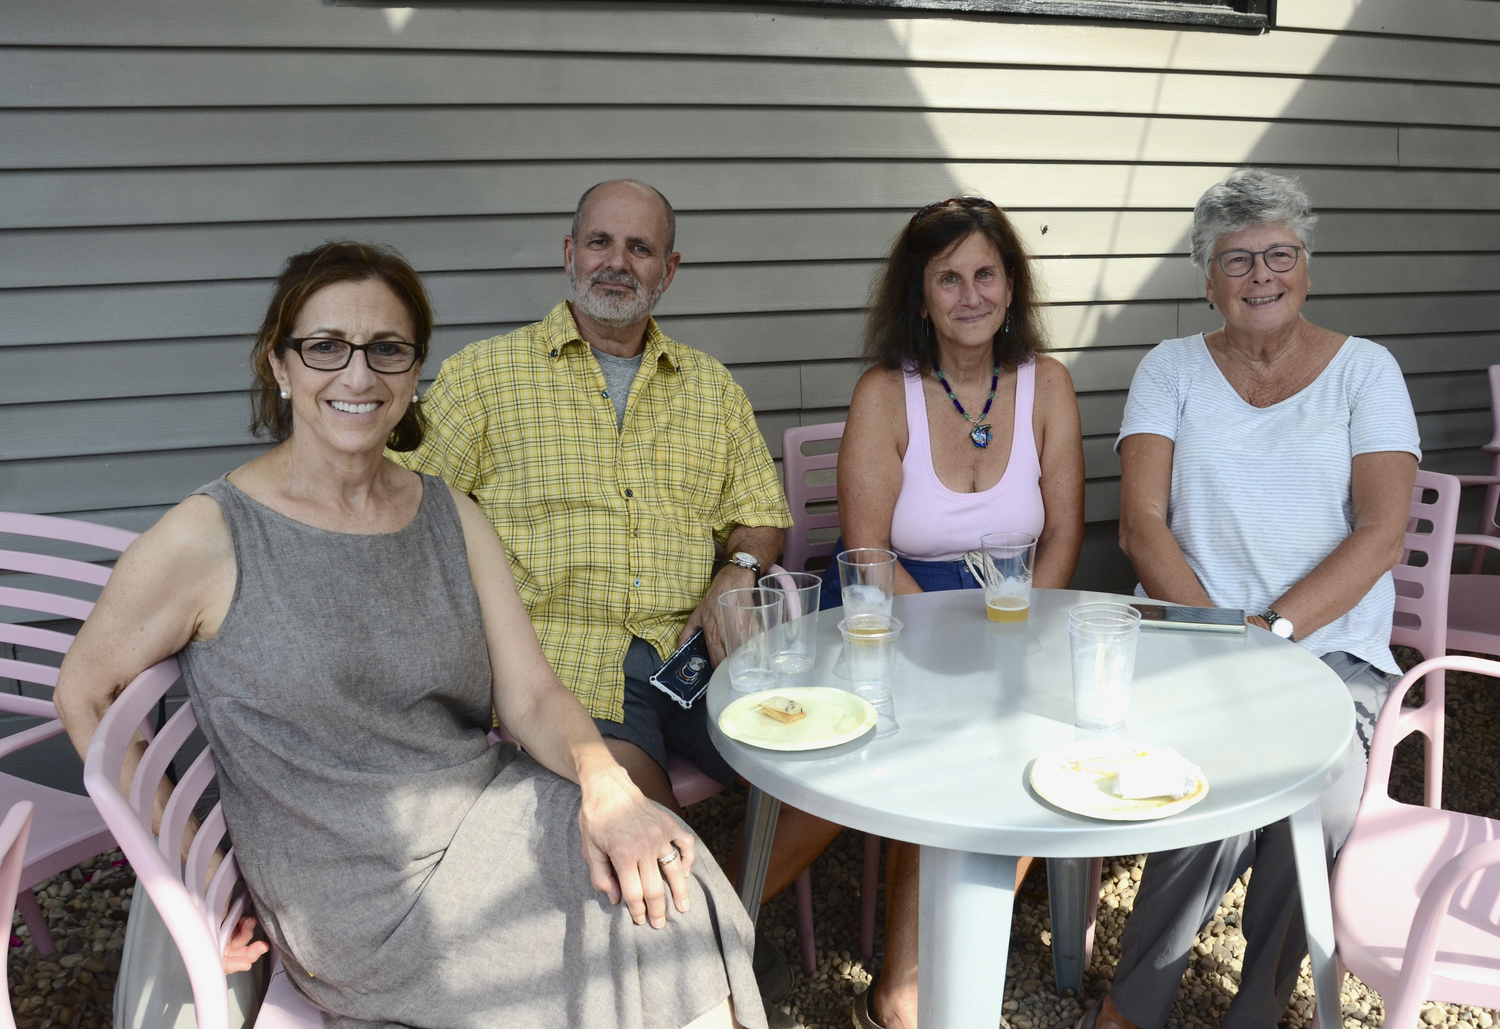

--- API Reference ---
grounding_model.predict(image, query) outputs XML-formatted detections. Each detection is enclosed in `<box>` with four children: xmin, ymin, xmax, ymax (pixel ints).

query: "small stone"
<box><xmin>1425</xmin><ymin>1008</ymin><xmax>1446</xmax><ymax>1025</ymax></box>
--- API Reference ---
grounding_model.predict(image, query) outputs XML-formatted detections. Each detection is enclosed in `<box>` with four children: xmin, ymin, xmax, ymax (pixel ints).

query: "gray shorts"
<box><xmin>591</xmin><ymin>637</ymin><xmax>737</xmax><ymax>788</ymax></box>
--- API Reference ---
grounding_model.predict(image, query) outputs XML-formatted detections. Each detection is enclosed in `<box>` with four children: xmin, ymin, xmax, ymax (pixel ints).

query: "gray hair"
<box><xmin>570</xmin><ymin>179</ymin><xmax>677</xmax><ymax>254</ymax></box>
<box><xmin>1190</xmin><ymin>169</ymin><xmax>1318</xmax><ymax>275</ymax></box>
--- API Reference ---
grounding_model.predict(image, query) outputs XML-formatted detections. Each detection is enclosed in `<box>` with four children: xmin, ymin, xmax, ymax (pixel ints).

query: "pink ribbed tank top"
<box><xmin>888</xmin><ymin>360</ymin><xmax>1046</xmax><ymax>562</ymax></box>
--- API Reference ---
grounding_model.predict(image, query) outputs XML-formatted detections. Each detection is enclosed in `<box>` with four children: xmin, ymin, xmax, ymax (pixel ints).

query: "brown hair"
<box><xmin>249</xmin><ymin>241</ymin><xmax>433</xmax><ymax>451</ymax></box>
<box><xmin>864</xmin><ymin>200</ymin><xmax>1046</xmax><ymax>375</ymax></box>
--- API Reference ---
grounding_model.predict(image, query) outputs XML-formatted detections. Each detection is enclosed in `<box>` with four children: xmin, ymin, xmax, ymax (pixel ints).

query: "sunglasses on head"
<box><xmin>910</xmin><ymin>196</ymin><xmax>998</xmax><ymax>224</ymax></box>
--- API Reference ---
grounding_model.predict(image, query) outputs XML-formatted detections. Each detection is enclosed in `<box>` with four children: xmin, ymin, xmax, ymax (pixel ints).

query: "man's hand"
<box><xmin>578</xmin><ymin>764</ymin><xmax>697</xmax><ymax>928</ymax></box>
<box><xmin>680</xmin><ymin>563</ymin><xmax>758</xmax><ymax>665</ymax></box>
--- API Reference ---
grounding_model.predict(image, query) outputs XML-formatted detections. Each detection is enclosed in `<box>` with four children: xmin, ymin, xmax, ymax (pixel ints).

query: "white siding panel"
<box><xmin>0</xmin><ymin>108</ymin><xmax>1399</xmax><ymax>170</ymax></box>
<box><xmin>7</xmin><ymin>164</ymin><xmax>1500</xmax><ymax>231</ymax></box>
<box><xmin>5</xmin><ymin>0</ymin><xmax>1499</xmax><ymax>85</ymax></box>
<box><xmin>8</xmin><ymin>209</ymin><xmax>1497</xmax><ymax>291</ymax></box>
<box><xmin>19</xmin><ymin>49</ymin><xmax>1500</xmax><ymax>129</ymax></box>
<box><xmin>1278</xmin><ymin>0</ymin><xmax>1500</xmax><ymax>42</ymax></box>
<box><xmin>0</xmin><ymin>446</ymin><xmax>268</xmax><ymax>515</ymax></box>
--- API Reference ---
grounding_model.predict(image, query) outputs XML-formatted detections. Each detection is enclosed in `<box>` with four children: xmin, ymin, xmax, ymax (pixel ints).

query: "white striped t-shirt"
<box><xmin>1116</xmin><ymin>335</ymin><xmax>1421</xmax><ymax>673</ymax></box>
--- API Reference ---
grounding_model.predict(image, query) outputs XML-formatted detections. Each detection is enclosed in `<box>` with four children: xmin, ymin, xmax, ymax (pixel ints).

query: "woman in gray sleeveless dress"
<box><xmin>55</xmin><ymin>242</ymin><xmax>765</xmax><ymax>1029</ymax></box>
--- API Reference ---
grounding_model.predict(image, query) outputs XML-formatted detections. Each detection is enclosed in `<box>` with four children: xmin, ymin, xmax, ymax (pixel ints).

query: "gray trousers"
<box><xmin>1111</xmin><ymin>652</ymin><xmax>1392</xmax><ymax>1029</ymax></box>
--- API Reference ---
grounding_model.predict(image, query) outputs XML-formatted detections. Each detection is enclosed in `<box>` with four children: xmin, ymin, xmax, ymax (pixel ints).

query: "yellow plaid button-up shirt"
<box><xmin>395</xmin><ymin>302</ymin><xmax>791</xmax><ymax>722</ymax></box>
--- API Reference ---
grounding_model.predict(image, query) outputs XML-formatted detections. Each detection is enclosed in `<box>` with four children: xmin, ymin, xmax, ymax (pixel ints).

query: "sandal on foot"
<box><xmin>851</xmin><ymin>985</ymin><xmax>885</xmax><ymax>1029</ymax></box>
<box><xmin>1076</xmin><ymin>999</ymin><xmax>1103</xmax><ymax>1029</ymax></box>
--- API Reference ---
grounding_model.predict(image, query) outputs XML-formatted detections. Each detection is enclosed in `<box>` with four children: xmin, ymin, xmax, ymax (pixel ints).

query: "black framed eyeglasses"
<box><xmin>285</xmin><ymin>337</ymin><xmax>421</xmax><ymax>373</ymax></box>
<box><xmin>1212</xmin><ymin>245</ymin><xmax>1304</xmax><ymax>277</ymax></box>
<box><xmin>910</xmin><ymin>196</ymin><xmax>998</xmax><ymax>224</ymax></box>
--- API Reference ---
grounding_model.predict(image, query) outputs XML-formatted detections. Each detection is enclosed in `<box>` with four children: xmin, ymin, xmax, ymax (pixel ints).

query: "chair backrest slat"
<box><xmin>0</xmin><ymin>549</ymin><xmax>113</xmax><ymax>587</ymax></box>
<box><xmin>1392</xmin><ymin>470</ymin><xmax>1461</xmax><ymax>659</ymax></box>
<box><xmin>0</xmin><ymin>513</ymin><xmax>140</xmax><ymax>553</ymax></box>
<box><xmin>0</xmin><ymin>688</ymin><xmax>60</xmax><ymax>722</ymax></box>
<box><xmin>0</xmin><ymin>623</ymin><xmax>78</xmax><ymax>657</ymax></box>
<box><xmin>185</xmin><ymin>805</ymin><xmax>229</xmax><ymax>903</ymax></box>
<box><xmin>0</xmin><ymin>800</ymin><xmax>35</xmax><ymax>1029</ymax></box>
<box><xmin>0</xmin><ymin>658</ymin><xmax>60</xmax><ymax>692</ymax></box>
<box><xmin>0</xmin><ymin>586</ymin><xmax>94</xmax><ymax>623</ymax></box>
<box><xmin>781</xmin><ymin>422</ymin><xmax>845</xmax><ymax>574</ymax></box>
<box><xmin>157</xmin><ymin>744</ymin><xmax>217</xmax><ymax>872</ymax></box>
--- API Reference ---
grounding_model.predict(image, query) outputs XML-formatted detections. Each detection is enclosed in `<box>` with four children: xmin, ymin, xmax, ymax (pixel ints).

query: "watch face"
<box><xmin>1272</xmin><ymin>619</ymin><xmax>1295</xmax><ymax>639</ymax></box>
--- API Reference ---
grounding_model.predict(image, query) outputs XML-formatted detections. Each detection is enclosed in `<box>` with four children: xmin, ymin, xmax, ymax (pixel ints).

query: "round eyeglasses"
<box><xmin>286</xmin><ymin>337</ymin><xmax>420</xmax><ymax>374</ymax></box>
<box><xmin>911</xmin><ymin>196</ymin><xmax>998</xmax><ymax>224</ymax></box>
<box><xmin>1212</xmin><ymin>245</ymin><xmax>1304</xmax><ymax>277</ymax></box>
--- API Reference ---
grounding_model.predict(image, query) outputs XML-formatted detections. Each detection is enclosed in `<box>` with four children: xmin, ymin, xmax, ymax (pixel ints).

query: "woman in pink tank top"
<box><xmin>836</xmin><ymin>198</ymin><xmax>1085</xmax><ymax>1029</ymax></box>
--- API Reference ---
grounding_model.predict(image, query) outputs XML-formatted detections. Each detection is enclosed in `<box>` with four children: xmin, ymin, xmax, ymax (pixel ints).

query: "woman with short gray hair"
<box><xmin>1080</xmin><ymin>169</ymin><xmax>1421</xmax><ymax>1029</ymax></box>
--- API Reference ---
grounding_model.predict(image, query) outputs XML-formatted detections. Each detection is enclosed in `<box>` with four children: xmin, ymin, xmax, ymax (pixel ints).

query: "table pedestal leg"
<box><xmin>1290</xmin><ymin>799</ymin><xmax>1342</xmax><ymax>1029</ymax></box>
<box><xmin>738</xmin><ymin>786</ymin><xmax>781</xmax><ymax>924</ymax></box>
<box><xmin>1047</xmin><ymin>857</ymin><xmax>1099</xmax><ymax>995</ymax></box>
<box><xmin>919</xmin><ymin>847</ymin><xmax>1018</xmax><ymax>1028</ymax></box>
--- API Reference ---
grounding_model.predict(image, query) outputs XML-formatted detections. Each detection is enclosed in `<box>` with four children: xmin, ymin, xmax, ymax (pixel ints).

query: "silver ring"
<box><xmin>657</xmin><ymin>846</ymin><xmax>681</xmax><ymax>867</ymax></box>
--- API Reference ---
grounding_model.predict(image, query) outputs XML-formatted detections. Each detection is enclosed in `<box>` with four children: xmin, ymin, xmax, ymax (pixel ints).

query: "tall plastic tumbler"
<box><xmin>1068</xmin><ymin>602</ymin><xmax>1142</xmax><ymax>732</ymax></box>
<box><xmin>759</xmin><ymin>571</ymin><xmax>822</xmax><ymax>674</ymax></box>
<box><xmin>718</xmin><ymin>588</ymin><xmax>786</xmax><ymax>693</ymax></box>
<box><xmin>837</xmin><ymin>548</ymin><xmax>897</xmax><ymax>629</ymax></box>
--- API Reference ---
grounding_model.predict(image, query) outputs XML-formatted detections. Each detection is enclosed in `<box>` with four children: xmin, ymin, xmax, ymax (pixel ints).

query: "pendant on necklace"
<box><xmin>970</xmin><ymin>423</ymin><xmax>993</xmax><ymax>449</ymax></box>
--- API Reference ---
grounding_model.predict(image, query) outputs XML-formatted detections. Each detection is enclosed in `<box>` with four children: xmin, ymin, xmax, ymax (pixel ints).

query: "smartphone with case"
<box><xmin>1130</xmin><ymin>603</ymin><xmax>1247</xmax><ymax>633</ymax></box>
<box><xmin>649</xmin><ymin>630</ymin><xmax>714</xmax><ymax>709</ymax></box>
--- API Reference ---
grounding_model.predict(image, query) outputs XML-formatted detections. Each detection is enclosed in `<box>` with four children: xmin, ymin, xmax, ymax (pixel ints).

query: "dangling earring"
<box><xmin>280</xmin><ymin>390</ymin><xmax>290</xmax><ymax>399</ymax></box>
<box><xmin>922</xmin><ymin>315</ymin><xmax>933</xmax><ymax>339</ymax></box>
<box><xmin>412</xmin><ymin>392</ymin><xmax>420</xmax><ymax>403</ymax></box>
<box><xmin>1002</xmin><ymin>312</ymin><xmax>1012</xmax><ymax>334</ymax></box>
<box><xmin>1208</xmin><ymin>301</ymin><xmax>1215</xmax><ymax>310</ymax></box>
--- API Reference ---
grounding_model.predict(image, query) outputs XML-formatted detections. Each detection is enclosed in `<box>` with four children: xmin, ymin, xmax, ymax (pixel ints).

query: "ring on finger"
<box><xmin>657</xmin><ymin>845</ymin><xmax>682</xmax><ymax>868</ymax></box>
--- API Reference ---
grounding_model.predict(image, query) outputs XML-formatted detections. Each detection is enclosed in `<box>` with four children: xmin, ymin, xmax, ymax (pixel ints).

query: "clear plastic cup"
<box><xmin>1069</xmin><ymin>602</ymin><xmax>1142</xmax><ymax>732</ymax></box>
<box><xmin>980</xmin><ymin>532</ymin><xmax>1038</xmax><ymax>623</ymax></box>
<box><xmin>759</xmin><ymin>571</ymin><xmax>822</xmax><ymax>675</ymax></box>
<box><xmin>717</xmin><ymin>588</ymin><xmax>786</xmax><ymax>693</ymax></box>
<box><xmin>839</xmin><ymin>616</ymin><xmax>903</xmax><ymax>704</ymax></box>
<box><xmin>837</xmin><ymin>548</ymin><xmax>897</xmax><ymax>625</ymax></box>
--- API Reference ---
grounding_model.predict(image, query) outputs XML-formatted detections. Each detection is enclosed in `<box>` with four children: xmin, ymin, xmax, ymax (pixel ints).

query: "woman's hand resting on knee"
<box><xmin>578</xmin><ymin>763</ymin><xmax>698</xmax><ymax>929</ymax></box>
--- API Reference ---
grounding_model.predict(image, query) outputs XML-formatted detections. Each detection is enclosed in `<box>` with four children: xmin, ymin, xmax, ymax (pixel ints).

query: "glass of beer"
<box><xmin>979</xmin><ymin>532</ymin><xmax>1038</xmax><ymax>622</ymax></box>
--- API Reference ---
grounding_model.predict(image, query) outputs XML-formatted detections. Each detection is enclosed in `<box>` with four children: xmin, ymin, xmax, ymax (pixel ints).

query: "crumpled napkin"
<box><xmin>1111</xmin><ymin>747</ymin><xmax>1201</xmax><ymax>800</ymax></box>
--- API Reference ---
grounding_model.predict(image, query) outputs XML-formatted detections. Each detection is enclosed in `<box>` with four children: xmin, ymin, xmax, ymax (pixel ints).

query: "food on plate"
<box><xmin>757</xmin><ymin>695</ymin><xmax>807</xmax><ymax>724</ymax></box>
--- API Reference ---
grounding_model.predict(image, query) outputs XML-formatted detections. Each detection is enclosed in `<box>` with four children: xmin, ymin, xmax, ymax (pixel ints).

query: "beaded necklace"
<box><xmin>933</xmin><ymin>363</ymin><xmax>1000</xmax><ymax>448</ymax></box>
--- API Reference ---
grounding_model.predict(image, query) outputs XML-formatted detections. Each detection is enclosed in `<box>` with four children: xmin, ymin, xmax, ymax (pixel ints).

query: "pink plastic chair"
<box><xmin>1448</xmin><ymin>365</ymin><xmax>1500</xmax><ymax>660</ymax></box>
<box><xmin>0</xmin><ymin>801</ymin><xmax>35</xmax><ymax>1029</ymax></box>
<box><xmin>0</xmin><ymin>512</ymin><xmax>142</xmax><ymax>956</ymax></box>
<box><xmin>82</xmin><ymin>655</ymin><xmax>321</xmax><ymax>1028</ymax></box>
<box><xmin>1390</xmin><ymin>471</ymin><xmax>1463</xmax><ymax>808</ymax></box>
<box><xmin>1330</xmin><ymin>655</ymin><xmax>1500</xmax><ymax>1029</ymax></box>
<box><xmin>781</xmin><ymin>423</ymin><xmax>845</xmax><ymax>575</ymax></box>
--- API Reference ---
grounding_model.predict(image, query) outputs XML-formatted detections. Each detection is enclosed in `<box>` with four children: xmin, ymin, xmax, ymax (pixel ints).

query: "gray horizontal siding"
<box><xmin>1</xmin><ymin>0</ymin><xmax>1497</xmax><ymax>556</ymax></box>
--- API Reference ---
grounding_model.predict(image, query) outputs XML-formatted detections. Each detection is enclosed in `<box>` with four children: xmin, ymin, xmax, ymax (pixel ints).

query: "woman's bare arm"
<box><xmin>450</xmin><ymin>489</ymin><xmax>695</xmax><ymax>929</ymax></box>
<box><xmin>1117</xmin><ymin>433</ymin><xmax>1214</xmax><ymax>606</ymax></box>
<box><xmin>1031</xmin><ymin>357</ymin><xmax>1085</xmax><ymax>589</ymax></box>
<box><xmin>837</xmin><ymin>366</ymin><xmax>924</xmax><ymax>595</ymax></box>
<box><xmin>55</xmin><ymin>496</ymin><xmax>235</xmax><ymax>792</ymax></box>
<box><xmin>1256</xmin><ymin>450</ymin><xmax>1417</xmax><ymax>638</ymax></box>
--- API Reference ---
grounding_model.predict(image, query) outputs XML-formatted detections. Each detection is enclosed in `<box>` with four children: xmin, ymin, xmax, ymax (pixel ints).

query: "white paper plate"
<box><xmin>718</xmin><ymin>688</ymin><xmax>878</xmax><ymax>752</ymax></box>
<box><xmin>1030</xmin><ymin>739</ymin><xmax>1210</xmax><ymax>821</ymax></box>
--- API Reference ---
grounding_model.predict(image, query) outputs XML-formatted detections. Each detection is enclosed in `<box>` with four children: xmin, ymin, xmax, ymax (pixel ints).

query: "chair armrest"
<box><xmin>1455</xmin><ymin>534</ymin><xmax>1500</xmax><ymax>553</ymax></box>
<box><xmin>1456</xmin><ymin>475</ymin><xmax>1500</xmax><ymax>487</ymax></box>
<box><xmin>1366</xmin><ymin>657</ymin><xmax>1500</xmax><ymax>807</ymax></box>
<box><xmin>1387</xmin><ymin>838</ymin><xmax>1500</xmax><ymax>1029</ymax></box>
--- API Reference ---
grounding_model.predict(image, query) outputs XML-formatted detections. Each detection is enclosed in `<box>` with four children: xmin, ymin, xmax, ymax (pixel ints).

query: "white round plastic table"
<box><xmin>707</xmin><ymin>587</ymin><xmax>1354</xmax><ymax>1029</ymax></box>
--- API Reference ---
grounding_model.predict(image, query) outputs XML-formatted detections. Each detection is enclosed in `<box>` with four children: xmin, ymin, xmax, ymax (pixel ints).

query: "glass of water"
<box><xmin>837</xmin><ymin>548</ymin><xmax>897</xmax><ymax>629</ymax></box>
<box><xmin>1068</xmin><ymin>602</ymin><xmax>1142</xmax><ymax>732</ymax></box>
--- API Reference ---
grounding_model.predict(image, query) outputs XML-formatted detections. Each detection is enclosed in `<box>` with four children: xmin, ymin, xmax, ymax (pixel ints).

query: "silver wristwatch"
<box><xmin>727</xmin><ymin>551</ymin><xmax>762</xmax><ymax>578</ymax></box>
<box><xmin>1260</xmin><ymin>608</ymin><xmax>1295</xmax><ymax>641</ymax></box>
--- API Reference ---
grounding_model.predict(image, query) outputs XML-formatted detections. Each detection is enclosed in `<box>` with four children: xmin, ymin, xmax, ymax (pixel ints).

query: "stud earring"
<box><xmin>412</xmin><ymin>392</ymin><xmax>420</xmax><ymax>403</ymax></box>
<box><xmin>1208</xmin><ymin>301</ymin><xmax>1215</xmax><ymax>310</ymax></box>
<box><xmin>280</xmin><ymin>390</ymin><xmax>290</xmax><ymax>399</ymax></box>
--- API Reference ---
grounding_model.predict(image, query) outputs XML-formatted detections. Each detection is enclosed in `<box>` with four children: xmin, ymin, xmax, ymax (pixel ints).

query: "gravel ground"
<box><xmin>8</xmin><ymin>649</ymin><xmax>1497</xmax><ymax>1028</ymax></box>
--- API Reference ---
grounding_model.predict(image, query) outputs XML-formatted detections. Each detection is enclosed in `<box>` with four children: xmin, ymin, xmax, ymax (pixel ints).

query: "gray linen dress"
<box><xmin>178</xmin><ymin>476</ymin><xmax>765</xmax><ymax>1029</ymax></box>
